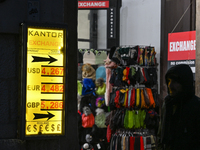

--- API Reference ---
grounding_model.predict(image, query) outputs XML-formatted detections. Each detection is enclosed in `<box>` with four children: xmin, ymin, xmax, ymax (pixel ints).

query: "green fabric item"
<box><xmin>77</xmin><ymin>80</ymin><xmax>82</xmax><ymax>96</ymax></box>
<box><xmin>140</xmin><ymin>109</ymin><xmax>146</xmax><ymax>128</ymax></box>
<box><xmin>124</xmin><ymin>109</ymin><xmax>129</xmax><ymax>129</ymax></box>
<box><xmin>132</xmin><ymin>110</ymin><xmax>136</xmax><ymax>128</ymax></box>
<box><xmin>135</xmin><ymin>110</ymin><xmax>140</xmax><ymax>128</ymax></box>
<box><xmin>131</xmin><ymin>67</ymin><xmax>136</xmax><ymax>76</ymax></box>
<box><xmin>128</xmin><ymin>110</ymin><xmax>134</xmax><ymax>129</ymax></box>
<box><xmin>95</xmin><ymin>113</ymin><xmax>107</xmax><ymax>128</ymax></box>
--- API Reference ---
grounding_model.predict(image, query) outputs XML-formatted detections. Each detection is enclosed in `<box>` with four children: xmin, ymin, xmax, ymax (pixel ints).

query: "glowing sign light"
<box><xmin>24</xmin><ymin>26</ymin><xmax>66</xmax><ymax>137</ymax></box>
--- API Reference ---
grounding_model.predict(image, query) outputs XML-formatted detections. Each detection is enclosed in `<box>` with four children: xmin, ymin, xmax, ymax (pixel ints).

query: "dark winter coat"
<box><xmin>161</xmin><ymin>64</ymin><xmax>200</xmax><ymax>150</ymax></box>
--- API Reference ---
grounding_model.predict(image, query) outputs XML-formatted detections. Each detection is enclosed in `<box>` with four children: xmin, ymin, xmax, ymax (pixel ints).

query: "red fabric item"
<box><xmin>137</xmin><ymin>46</ymin><xmax>140</xmax><ymax>64</ymax></box>
<box><xmin>78</xmin><ymin>110</ymin><xmax>82</xmax><ymax>115</ymax></box>
<box><xmin>126</xmin><ymin>67</ymin><xmax>130</xmax><ymax>84</ymax></box>
<box><xmin>82</xmin><ymin>113</ymin><xmax>95</xmax><ymax>128</ymax></box>
<box><xmin>130</xmin><ymin>88</ymin><xmax>136</xmax><ymax>108</ymax></box>
<box><xmin>130</xmin><ymin>136</ymin><xmax>135</xmax><ymax>150</ymax></box>
<box><xmin>106</xmin><ymin>125</ymin><xmax>112</xmax><ymax>143</ymax></box>
<box><xmin>141</xmin><ymin>68</ymin><xmax>147</xmax><ymax>82</ymax></box>
<box><xmin>114</xmin><ymin>90</ymin><xmax>120</xmax><ymax>108</ymax></box>
<box><xmin>140</xmin><ymin>136</ymin><xmax>144</xmax><ymax>150</ymax></box>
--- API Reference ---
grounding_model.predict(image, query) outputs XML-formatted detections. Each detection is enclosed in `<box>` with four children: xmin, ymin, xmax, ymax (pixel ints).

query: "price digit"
<box><xmin>55</xmin><ymin>85</ymin><xmax>59</xmax><ymax>92</ymax></box>
<box><xmin>51</xmin><ymin>68</ymin><xmax>55</xmax><ymax>75</ymax></box>
<box><xmin>42</xmin><ymin>68</ymin><xmax>46</xmax><ymax>75</ymax></box>
<box><xmin>59</xmin><ymin>102</ymin><xmax>63</xmax><ymax>108</ymax></box>
<box><xmin>41</xmin><ymin>85</ymin><xmax>46</xmax><ymax>92</ymax></box>
<box><xmin>50</xmin><ymin>85</ymin><xmax>54</xmax><ymax>92</ymax></box>
<box><xmin>60</xmin><ymin>85</ymin><xmax>63</xmax><ymax>92</ymax></box>
<box><xmin>41</xmin><ymin>101</ymin><xmax>45</xmax><ymax>108</ymax></box>
<box><xmin>50</xmin><ymin>102</ymin><xmax>54</xmax><ymax>108</ymax></box>
<box><xmin>60</xmin><ymin>68</ymin><xmax>64</xmax><ymax>75</ymax></box>
<box><xmin>55</xmin><ymin>68</ymin><xmax>59</xmax><ymax>75</ymax></box>
<box><xmin>55</xmin><ymin>102</ymin><xmax>58</xmax><ymax>108</ymax></box>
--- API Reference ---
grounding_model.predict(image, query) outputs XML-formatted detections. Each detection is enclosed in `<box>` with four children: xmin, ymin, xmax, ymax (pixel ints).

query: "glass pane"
<box><xmin>78</xmin><ymin>10</ymin><xmax>107</xmax><ymax>49</ymax></box>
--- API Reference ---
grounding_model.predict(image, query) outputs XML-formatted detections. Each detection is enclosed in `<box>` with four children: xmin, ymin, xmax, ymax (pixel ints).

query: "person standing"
<box><xmin>160</xmin><ymin>64</ymin><xmax>200</xmax><ymax>150</ymax></box>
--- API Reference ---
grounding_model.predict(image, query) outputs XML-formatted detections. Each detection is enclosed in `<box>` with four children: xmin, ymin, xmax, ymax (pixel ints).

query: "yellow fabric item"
<box><xmin>120</xmin><ymin>89</ymin><xmax>128</xmax><ymax>107</ymax></box>
<box><xmin>120</xmin><ymin>89</ymin><xmax>127</xmax><ymax>93</ymax></box>
<box><xmin>96</xmin><ymin>83</ymin><xmax>106</xmax><ymax>95</ymax></box>
<box><xmin>136</xmin><ymin>88</ymin><xmax>140</xmax><ymax>107</ymax></box>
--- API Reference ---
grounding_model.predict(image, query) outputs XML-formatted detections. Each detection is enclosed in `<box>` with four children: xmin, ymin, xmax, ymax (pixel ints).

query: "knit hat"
<box><xmin>95</xmin><ymin>108</ymin><xmax>106</xmax><ymax>128</ymax></box>
<box><xmin>96</xmin><ymin>66</ymin><xmax>106</xmax><ymax>82</ymax></box>
<box><xmin>95</xmin><ymin>51</ymin><xmax>107</xmax><ymax>65</ymax></box>
<box><xmin>82</xmin><ymin>143</ymin><xmax>94</xmax><ymax>150</ymax></box>
<box><xmin>83</xmin><ymin>50</ymin><xmax>96</xmax><ymax>65</ymax></box>
<box><xmin>95</xmin><ymin>78</ymin><xmax>105</xmax><ymax>87</ymax></box>
<box><xmin>85</xmin><ymin>134</ymin><xmax>93</xmax><ymax>143</ymax></box>
<box><xmin>96</xmin><ymin>97</ymin><xmax>105</xmax><ymax>108</ymax></box>
<box><xmin>83</xmin><ymin>106</ymin><xmax>92</xmax><ymax>116</ymax></box>
<box><xmin>82</xmin><ymin>78</ymin><xmax>96</xmax><ymax>96</ymax></box>
<box><xmin>82</xmin><ymin>64</ymin><xmax>96</xmax><ymax>81</ymax></box>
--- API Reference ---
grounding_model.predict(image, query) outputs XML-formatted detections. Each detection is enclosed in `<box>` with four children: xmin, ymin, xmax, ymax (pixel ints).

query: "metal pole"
<box><xmin>195</xmin><ymin>0</ymin><xmax>200</xmax><ymax>96</ymax></box>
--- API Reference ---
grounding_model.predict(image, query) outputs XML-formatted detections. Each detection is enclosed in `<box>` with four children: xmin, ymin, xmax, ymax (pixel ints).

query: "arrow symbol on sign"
<box><xmin>33</xmin><ymin>112</ymin><xmax>55</xmax><ymax>121</ymax></box>
<box><xmin>32</xmin><ymin>55</ymin><xmax>57</xmax><ymax>64</ymax></box>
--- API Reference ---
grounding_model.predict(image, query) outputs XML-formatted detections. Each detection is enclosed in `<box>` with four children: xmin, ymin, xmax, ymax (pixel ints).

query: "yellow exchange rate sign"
<box><xmin>25</xmin><ymin>27</ymin><xmax>65</xmax><ymax>136</ymax></box>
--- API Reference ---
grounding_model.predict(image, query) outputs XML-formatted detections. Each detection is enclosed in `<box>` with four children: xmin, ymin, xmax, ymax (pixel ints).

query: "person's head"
<box><xmin>167</xmin><ymin>75</ymin><xmax>182</xmax><ymax>97</ymax></box>
<box><xmin>165</xmin><ymin>64</ymin><xmax>194</xmax><ymax>99</ymax></box>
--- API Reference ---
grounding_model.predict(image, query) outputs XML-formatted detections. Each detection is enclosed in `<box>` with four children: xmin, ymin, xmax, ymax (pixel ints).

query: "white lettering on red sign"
<box><xmin>78</xmin><ymin>1</ymin><xmax>109</xmax><ymax>8</ymax></box>
<box><xmin>169</xmin><ymin>40</ymin><xmax>196</xmax><ymax>52</ymax></box>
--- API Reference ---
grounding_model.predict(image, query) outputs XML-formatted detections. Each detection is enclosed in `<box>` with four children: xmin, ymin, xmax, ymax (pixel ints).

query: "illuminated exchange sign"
<box><xmin>24</xmin><ymin>26</ymin><xmax>66</xmax><ymax>137</ymax></box>
<box><xmin>168</xmin><ymin>31</ymin><xmax>196</xmax><ymax>73</ymax></box>
<box><xmin>78</xmin><ymin>1</ymin><xmax>109</xmax><ymax>8</ymax></box>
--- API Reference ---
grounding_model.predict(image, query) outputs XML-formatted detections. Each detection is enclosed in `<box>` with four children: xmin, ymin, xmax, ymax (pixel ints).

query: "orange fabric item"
<box><xmin>145</xmin><ymin>88</ymin><xmax>155</xmax><ymax>108</ymax></box>
<box><xmin>82</xmin><ymin>113</ymin><xmax>95</xmax><ymax>128</ymax></box>
<box><xmin>140</xmin><ymin>89</ymin><xmax>148</xmax><ymax>109</ymax></box>
<box><xmin>123</xmin><ymin>68</ymin><xmax>127</xmax><ymax>81</ymax></box>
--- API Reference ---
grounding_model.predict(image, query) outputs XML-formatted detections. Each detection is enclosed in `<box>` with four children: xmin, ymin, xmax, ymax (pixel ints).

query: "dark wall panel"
<box><xmin>160</xmin><ymin>0</ymin><xmax>195</xmax><ymax>103</ymax></box>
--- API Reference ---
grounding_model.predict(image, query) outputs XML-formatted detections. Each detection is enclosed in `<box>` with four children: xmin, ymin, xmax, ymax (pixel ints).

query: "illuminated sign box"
<box><xmin>20</xmin><ymin>23</ymin><xmax>67</xmax><ymax>139</ymax></box>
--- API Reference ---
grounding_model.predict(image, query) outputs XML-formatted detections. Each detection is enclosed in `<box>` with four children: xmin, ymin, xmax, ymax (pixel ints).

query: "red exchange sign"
<box><xmin>168</xmin><ymin>31</ymin><xmax>196</xmax><ymax>61</ymax></box>
<box><xmin>78</xmin><ymin>1</ymin><xmax>109</xmax><ymax>8</ymax></box>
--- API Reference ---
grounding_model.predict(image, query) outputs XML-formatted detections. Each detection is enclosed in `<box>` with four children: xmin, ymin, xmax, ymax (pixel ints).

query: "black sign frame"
<box><xmin>19</xmin><ymin>22</ymin><xmax>68</xmax><ymax>140</ymax></box>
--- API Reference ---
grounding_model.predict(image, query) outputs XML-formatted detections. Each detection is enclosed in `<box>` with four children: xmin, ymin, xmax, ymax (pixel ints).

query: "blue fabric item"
<box><xmin>128</xmin><ymin>89</ymin><xmax>132</xmax><ymax>107</ymax></box>
<box><xmin>82</xmin><ymin>78</ymin><xmax>96</xmax><ymax>95</ymax></box>
<box><xmin>96</xmin><ymin>66</ymin><xmax>106</xmax><ymax>82</ymax></box>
